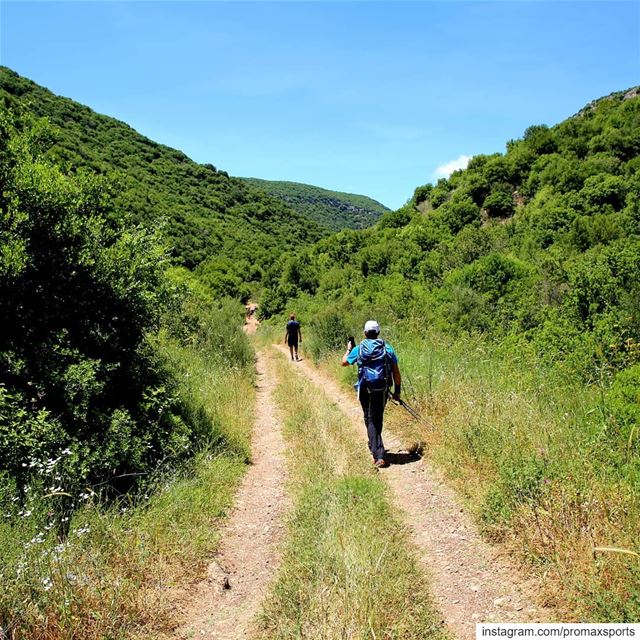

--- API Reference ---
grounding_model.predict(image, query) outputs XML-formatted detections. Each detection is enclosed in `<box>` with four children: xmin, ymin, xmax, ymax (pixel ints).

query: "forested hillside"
<box><xmin>263</xmin><ymin>87</ymin><xmax>640</xmax><ymax>378</ymax></box>
<box><xmin>241</xmin><ymin>177</ymin><xmax>389</xmax><ymax>231</ymax></box>
<box><xmin>261</xmin><ymin>87</ymin><xmax>640</xmax><ymax>620</ymax></box>
<box><xmin>0</xmin><ymin>67</ymin><xmax>326</xmax><ymax>300</ymax></box>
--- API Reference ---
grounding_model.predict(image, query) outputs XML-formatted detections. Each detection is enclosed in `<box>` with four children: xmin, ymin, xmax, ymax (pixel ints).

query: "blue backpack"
<box><xmin>357</xmin><ymin>339</ymin><xmax>392</xmax><ymax>393</ymax></box>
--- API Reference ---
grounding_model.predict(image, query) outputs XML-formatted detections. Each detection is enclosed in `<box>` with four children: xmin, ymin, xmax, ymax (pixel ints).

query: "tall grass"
<box><xmin>315</xmin><ymin>327</ymin><xmax>640</xmax><ymax>621</ymax></box>
<box><xmin>257</xmin><ymin>354</ymin><xmax>447</xmax><ymax>640</ymax></box>
<box><xmin>0</xmin><ymin>323</ymin><xmax>255</xmax><ymax>639</ymax></box>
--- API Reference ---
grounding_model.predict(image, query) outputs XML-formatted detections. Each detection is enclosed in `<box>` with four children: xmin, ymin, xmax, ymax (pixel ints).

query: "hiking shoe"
<box><xmin>374</xmin><ymin>459</ymin><xmax>387</xmax><ymax>468</ymax></box>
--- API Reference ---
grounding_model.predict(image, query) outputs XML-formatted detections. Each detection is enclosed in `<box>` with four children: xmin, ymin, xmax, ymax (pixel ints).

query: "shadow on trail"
<box><xmin>384</xmin><ymin>445</ymin><xmax>423</xmax><ymax>466</ymax></box>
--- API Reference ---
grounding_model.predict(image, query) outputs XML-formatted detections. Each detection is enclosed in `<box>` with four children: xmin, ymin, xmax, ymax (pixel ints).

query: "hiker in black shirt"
<box><xmin>284</xmin><ymin>314</ymin><xmax>302</xmax><ymax>361</ymax></box>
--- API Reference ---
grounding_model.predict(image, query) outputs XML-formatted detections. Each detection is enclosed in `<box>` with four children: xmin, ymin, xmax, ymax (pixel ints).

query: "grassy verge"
<box><xmin>257</xmin><ymin>352</ymin><xmax>446</xmax><ymax>640</ymax></box>
<box><xmin>0</xmin><ymin>333</ymin><xmax>255</xmax><ymax>640</ymax></box>
<box><xmin>253</xmin><ymin>323</ymin><xmax>282</xmax><ymax>350</ymax></box>
<box><xmin>314</xmin><ymin>329</ymin><xmax>640</xmax><ymax>622</ymax></box>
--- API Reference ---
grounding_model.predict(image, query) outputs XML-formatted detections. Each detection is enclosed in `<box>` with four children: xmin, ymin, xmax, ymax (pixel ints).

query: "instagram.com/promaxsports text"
<box><xmin>478</xmin><ymin>625</ymin><xmax>640</xmax><ymax>640</ymax></box>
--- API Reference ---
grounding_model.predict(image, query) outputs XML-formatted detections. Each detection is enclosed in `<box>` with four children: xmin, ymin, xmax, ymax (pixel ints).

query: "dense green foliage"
<box><xmin>0</xmin><ymin>67</ymin><xmax>326</xmax><ymax>300</ymax></box>
<box><xmin>0</xmin><ymin>108</ymin><xmax>255</xmax><ymax>631</ymax></box>
<box><xmin>0</xmin><ymin>111</ymin><xmax>178</xmax><ymax>500</ymax></box>
<box><xmin>0</xmin><ymin>71</ymin><xmax>262</xmax><ymax>636</ymax></box>
<box><xmin>1</xmin><ymin>280</ymin><xmax>255</xmax><ymax>638</ymax></box>
<box><xmin>242</xmin><ymin>177</ymin><xmax>389</xmax><ymax>231</ymax></box>
<box><xmin>263</xmin><ymin>87</ymin><xmax>640</xmax><ymax>380</ymax></box>
<box><xmin>0</xmin><ymin>107</ymin><xmax>253</xmax><ymax>509</ymax></box>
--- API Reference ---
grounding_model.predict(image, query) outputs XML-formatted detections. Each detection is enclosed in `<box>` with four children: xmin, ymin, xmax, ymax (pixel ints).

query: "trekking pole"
<box><xmin>389</xmin><ymin>395</ymin><xmax>421</xmax><ymax>420</ymax></box>
<box><xmin>388</xmin><ymin>393</ymin><xmax>435</xmax><ymax>431</ymax></box>
<box><xmin>397</xmin><ymin>398</ymin><xmax>422</xmax><ymax>421</ymax></box>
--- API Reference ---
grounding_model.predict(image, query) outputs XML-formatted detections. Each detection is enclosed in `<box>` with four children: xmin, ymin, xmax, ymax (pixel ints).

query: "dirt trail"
<box><xmin>173</xmin><ymin>347</ymin><xmax>288</xmax><ymax>639</ymax></box>
<box><xmin>276</xmin><ymin>345</ymin><xmax>552</xmax><ymax>640</ymax></box>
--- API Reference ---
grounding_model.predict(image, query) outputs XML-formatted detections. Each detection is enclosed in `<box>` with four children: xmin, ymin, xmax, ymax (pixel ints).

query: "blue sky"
<box><xmin>1</xmin><ymin>2</ymin><xmax>639</xmax><ymax>209</ymax></box>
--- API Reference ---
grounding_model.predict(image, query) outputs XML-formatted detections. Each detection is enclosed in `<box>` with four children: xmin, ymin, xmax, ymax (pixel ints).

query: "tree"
<box><xmin>0</xmin><ymin>113</ymin><xmax>185</xmax><ymax>493</ymax></box>
<box><xmin>483</xmin><ymin>183</ymin><xmax>514</xmax><ymax>218</ymax></box>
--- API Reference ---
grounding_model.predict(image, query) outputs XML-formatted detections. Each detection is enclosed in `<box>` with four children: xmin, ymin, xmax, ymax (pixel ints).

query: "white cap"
<box><xmin>364</xmin><ymin>320</ymin><xmax>380</xmax><ymax>334</ymax></box>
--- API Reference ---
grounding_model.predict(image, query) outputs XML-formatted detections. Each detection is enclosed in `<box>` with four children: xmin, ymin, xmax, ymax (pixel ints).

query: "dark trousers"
<box><xmin>359</xmin><ymin>388</ymin><xmax>387</xmax><ymax>462</ymax></box>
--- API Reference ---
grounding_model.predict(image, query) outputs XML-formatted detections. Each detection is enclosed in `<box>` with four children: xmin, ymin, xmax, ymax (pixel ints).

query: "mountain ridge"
<box><xmin>0</xmin><ymin>67</ymin><xmax>331</xmax><ymax>298</ymax></box>
<box><xmin>241</xmin><ymin>177</ymin><xmax>389</xmax><ymax>231</ymax></box>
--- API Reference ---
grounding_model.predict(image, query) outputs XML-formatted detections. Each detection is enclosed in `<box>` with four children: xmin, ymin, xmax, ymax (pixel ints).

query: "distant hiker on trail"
<box><xmin>284</xmin><ymin>314</ymin><xmax>302</xmax><ymax>361</ymax></box>
<box><xmin>342</xmin><ymin>320</ymin><xmax>401</xmax><ymax>468</ymax></box>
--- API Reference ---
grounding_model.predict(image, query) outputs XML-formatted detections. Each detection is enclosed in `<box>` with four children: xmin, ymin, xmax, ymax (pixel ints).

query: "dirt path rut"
<box><xmin>276</xmin><ymin>345</ymin><xmax>551</xmax><ymax>640</ymax></box>
<box><xmin>173</xmin><ymin>348</ymin><xmax>289</xmax><ymax>639</ymax></box>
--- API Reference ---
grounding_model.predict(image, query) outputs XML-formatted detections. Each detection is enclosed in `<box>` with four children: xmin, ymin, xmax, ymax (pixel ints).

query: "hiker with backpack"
<box><xmin>284</xmin><ymin>314</ymin><xmax>303</xmax><ymax>361</ymax></box>
<box><xmin>342</xmin><ymin>320</ymin><xmax>401</xmax><ymax>468</ymax></box>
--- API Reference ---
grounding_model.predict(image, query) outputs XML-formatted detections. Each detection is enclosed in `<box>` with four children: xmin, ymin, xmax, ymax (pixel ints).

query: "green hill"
<box><xmin>262</xmin><ymin>86</ymin><xmax>640</xmax><ymax>367</ymax></box>
<box><xmin>241</xmin><ymin>177</ymin><xmax>389</xmax><ymax>231</ymax></box>
<box><xmin>0</xmin><ymin>66</ymin><xmax>325</xmax><ymax>299</ymax></box>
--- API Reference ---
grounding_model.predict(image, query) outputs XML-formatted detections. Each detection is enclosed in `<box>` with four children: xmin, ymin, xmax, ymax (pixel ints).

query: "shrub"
<box><xmin>608</xmin><ymin>364</ymin><xmax>640</xmax><ymax>456</ymax></box>
<box><xmin>0</xmin><ymin>113</ymin><xmax>186</xmax><ymax>497</ymax></box>
<box><xmin>483</xmin><ymin>183</ymin><xmax>515</xmax><ymax>218</ymax></box>
<box><xmin>307</xmin><ymin>310</ymin><xmax>351</xmax><ymax>360</ymax></box>
<box><xmin>437</xmin><ymin>192</ymin><xmax>481</xmax><ymax>232</ymax></box>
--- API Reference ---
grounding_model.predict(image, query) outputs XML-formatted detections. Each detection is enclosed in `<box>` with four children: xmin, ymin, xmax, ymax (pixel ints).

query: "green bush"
<box><xmin>307</xmin><ymin>310</ymin><xmax>351</xmax><ymax>360</ymax></box>
<box><xmin>483</xmin><ymin>183</ymin><xmax>515</xmax><ymax>218</ymax></box>
<box><xmin>608</xmin><ymin>364</ymin><xmax>640</xmax><ymax>456</ymax></box>
<box><xmin>0</xmin><ymin>114</ymin><xmax>207</xmax><ymax>500</ymax></box>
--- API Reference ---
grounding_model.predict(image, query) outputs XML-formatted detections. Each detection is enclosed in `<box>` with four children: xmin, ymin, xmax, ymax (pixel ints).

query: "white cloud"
<box><xmin>434</xmin><ymin>154</ymin><xmax>472</xmax><ymax>179</ymax></box>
